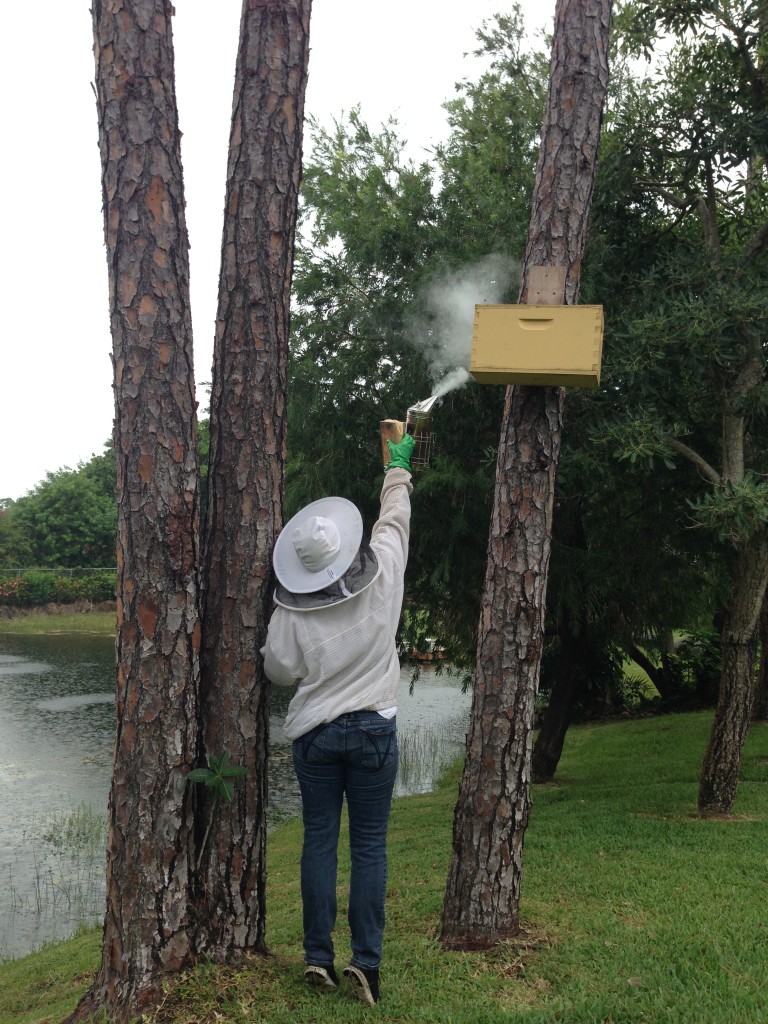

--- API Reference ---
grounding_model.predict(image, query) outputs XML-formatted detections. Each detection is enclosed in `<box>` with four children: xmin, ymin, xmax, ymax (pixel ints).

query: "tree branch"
<box><xmin>700</xmin><ymin>158</ymin><xmax>723</xmax><ymax>267</ymax></box>
<box><xmin>665</xmin><ymin>436</ymin><xmax>721</xmax><ymax>485</ymax></box>
<box><xmin>633</xmin><ymin>180</ymin><xmax>698</xmax><ymax>211</ymax></box>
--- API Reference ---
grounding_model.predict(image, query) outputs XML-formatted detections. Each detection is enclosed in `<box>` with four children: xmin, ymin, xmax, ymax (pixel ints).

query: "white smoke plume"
<box><xmin>409</xmin><ymin>253</ymin><xmax>519</xmax><ymax>399</ymax></box>
<box><xmin>431</xmin><ymin>366</ymin><xmax>471</xmax><ymax>398</ymax></box>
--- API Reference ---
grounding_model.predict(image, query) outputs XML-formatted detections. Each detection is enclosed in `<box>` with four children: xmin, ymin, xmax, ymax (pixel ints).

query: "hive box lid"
<box><xmin>470</xmin><ymin>304</ymin><xmax>604</xmax><ymax>388</ymax></box>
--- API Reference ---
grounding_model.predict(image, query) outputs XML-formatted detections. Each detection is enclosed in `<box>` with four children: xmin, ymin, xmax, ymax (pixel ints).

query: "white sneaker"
<box><xmin>304</xmin><ymin>964</ymin><xmax>338</xmax><ymax>989</ymax></box>
<box><xmin>344</xmin><ymin>964</ymin><xmax>380</xmax><ymax>1004</ymax></box>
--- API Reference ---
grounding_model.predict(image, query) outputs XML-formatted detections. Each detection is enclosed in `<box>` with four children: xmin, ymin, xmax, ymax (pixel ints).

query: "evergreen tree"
<box><xmin>593</xmin><ymin>0</ymin><xmax>768</xmax><ymax>814</ymax></box>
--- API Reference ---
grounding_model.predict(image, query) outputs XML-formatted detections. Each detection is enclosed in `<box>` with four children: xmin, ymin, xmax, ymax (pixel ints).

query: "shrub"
<box><xmin>0</xmin><ymin>577</ymin><xmax>22</xmax><ymax>605</ymax></box>
<box><xmin>79</xmin><ymin>570</ymin><xmax>117</xmax><ymax>603</ymax></box>
<box><xmin>15</xmin><ymin>571</ymin><xmax>57</xmax><ymax>606</ymax></box>
<box><xmin>0</xmin><ymin>570</ymin><xmax>117</xmax><ymax>607</ymax></box>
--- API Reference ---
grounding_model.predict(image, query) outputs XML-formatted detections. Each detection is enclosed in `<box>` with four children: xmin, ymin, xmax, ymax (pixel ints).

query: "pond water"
<box><xmin>0</xmin><ymin>631</ymin><xmax>470</xmax><ymax>962</ymax></box>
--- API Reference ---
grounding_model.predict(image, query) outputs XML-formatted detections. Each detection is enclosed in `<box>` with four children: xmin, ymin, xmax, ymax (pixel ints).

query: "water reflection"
<box><xmin>0</xmin><ymin>631</ymin><xmax>469</xmax><ymax>961</ymax></box>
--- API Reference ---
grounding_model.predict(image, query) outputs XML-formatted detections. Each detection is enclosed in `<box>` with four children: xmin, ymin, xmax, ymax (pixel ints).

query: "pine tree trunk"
<box><xmin>698</xmin><ymin>533</ymin><xmax>768</xmax><ymax>813</ymax></box>
<box><xmin>196</xmin><ymin>0</ymin><xmax>311</xmax><ymax>957</ymax></box>
<box><xmin>441</xmin><ymin>0</ymin><xmax>612</xmax><ymax>948</ymax></box>
<box><xmin>66</xmin><ymin>1</ymin><xmax>201</xmax><ymax>1019</ymax></box>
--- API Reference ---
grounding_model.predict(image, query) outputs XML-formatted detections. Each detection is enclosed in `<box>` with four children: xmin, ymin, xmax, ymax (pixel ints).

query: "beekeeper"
<box><xmin>261</xmin><ymin>432</ymin><xmax>415</xmax><ymax>1006</ymax></box>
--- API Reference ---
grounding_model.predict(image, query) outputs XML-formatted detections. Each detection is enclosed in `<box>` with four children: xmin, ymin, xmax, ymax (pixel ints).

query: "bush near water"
<box><xmin>0</xmin><ymin>570</ymin><xmax>116</xmax><ymax>608</ymax></box>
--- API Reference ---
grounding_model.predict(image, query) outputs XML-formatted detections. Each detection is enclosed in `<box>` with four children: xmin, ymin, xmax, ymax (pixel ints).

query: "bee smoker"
<box><xmin>380</xmin><ymin>395</ymin><xmax>438</xmax><ymax>472</ymax></box>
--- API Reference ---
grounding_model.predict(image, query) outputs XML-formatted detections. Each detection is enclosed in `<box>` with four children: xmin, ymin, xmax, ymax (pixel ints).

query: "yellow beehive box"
<box><xmin>470</xmin><ymin>304</ymin><xmax>604</xmax><ymax>388</ymax></box>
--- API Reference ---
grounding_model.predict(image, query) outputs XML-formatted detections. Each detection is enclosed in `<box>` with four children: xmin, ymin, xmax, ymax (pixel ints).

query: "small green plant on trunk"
<box><xmin>188</xmin><ymin>753</ymin><xmax>248</xmax><ymax>869</ymax></box>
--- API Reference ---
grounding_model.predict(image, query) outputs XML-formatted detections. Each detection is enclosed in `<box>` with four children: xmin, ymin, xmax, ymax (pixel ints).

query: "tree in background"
<box><xmin>288</xmin><ymin>10</ymin><xmax>550</xmax><ymax>669</ymax></box>
<box><xmin>66</xmin><ymin>0</ymin><xmax>202</xmax><ymax>1018</ymax></box>
<box><xmin>532</xmin><ymin>408</ymin><xmax>720</xmax><ymax>781</ymax></box>
<box><xmin>0</xmin><ymin>498</ymin><xmax>31</xmax><ymax>569</ymax></box>
<box><xmin>0</xmin><ymin>431</ymin><xmax>220</xmax><ymax>574</ymax></box>
<box><xmin>197</xmin><ymin>0</ymin><xmax>311</xmax><ymax>958</ymax></box>
<box><xmin>6</xmin><ymin>449</ymin><xmax>116</xmax><ymax>569</ymax></box>
<box><xmin>436</xmin><ymin>9</ymin><xmax>548</xmax><ymax>262</ymax></box>
<box><xmin>289</xmin><ymin>109</ymin><xmax>439</xmax><ymax>517</ymax></box>
<box><xmin>441</xmin><ymin>0</ymin><xmax>613</xmax><ymax>947</ymax></box>
<box><xmin>407</xmin><ymin>8</ymin><xmax>548</xmax><ymax>668</ymax></box>
<box><xmin>598</xmin><ymin>0</ymin><xmax>768</xmax><ymax>814</ymax></box>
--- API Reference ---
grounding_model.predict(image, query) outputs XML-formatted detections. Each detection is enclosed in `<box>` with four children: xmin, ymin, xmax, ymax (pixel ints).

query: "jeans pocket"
<box><xmin>360</xmin><ymin>723</ymin><xmax>397</xmax><ymax>771</ymax></box>
<box><xmin>295</xmin><ymin>724</ymin><xmax>327</xmax><ymax>763</ymax></box>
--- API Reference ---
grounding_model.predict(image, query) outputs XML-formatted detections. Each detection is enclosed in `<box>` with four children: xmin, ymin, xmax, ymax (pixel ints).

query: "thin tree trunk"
<box><xmin>196</xmin><ymin>0</ymin><xmax>311</xmax><ymax>957</ymax></box>
<box><xmin>753</xmin><ymin>596</ymin><xmax>768</xmax><ymax>720</ymax></box>
<box><xmin>531</xmin><ymin>636</ymin><xmax>581</xmax><ymax>783</ymax></box>
<box><xmin>697</xmin><ymin>323</ymin><xmax>766</xmax><ymax>811</ymax></box>
<box><xmin>66</xmin><ymin>1</ymin><xmax>201</xmax><ymax>1019</ymax></box>
<box><xmin>698</xmin><ymin>533</ymin><xmax>768</xmax><ymax>813</ymax></box>
<box><xmin>628</xmin><ymin>642</ymin><xmax>677</xmax><ymax>703</ymax></box>
<box><xmin>441</xmin><ymin>0</ymin><xmax>612</xmax><ymax>948</ymax></box>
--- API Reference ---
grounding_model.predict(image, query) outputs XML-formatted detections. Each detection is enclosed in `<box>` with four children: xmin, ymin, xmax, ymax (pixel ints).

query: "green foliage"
<box><xmin>289</xmin><ymin>109</ymin><xmax>440</xmax><ymax>523</ymax></box>
<box><xmin>620</xmin><ymin>0</ymin><xmax>768</xmax><ymax>160</ymax></box>
<box><xmin>540</xmin><ymin>633</ymin><xmax>630</xmax><ymax>718</ymax></box>
<box><xmin>8</xmin><ymin>572</ymin><xmax>57</xmax><ymax>606</ymax></box>
<box><xmin>2</xmin><ymin>420</ymin><xmax>209</xmax><ymax>574</ymax></box>
<box><xmin>585</xmin><ymin>0</ymin><xmax>768</xmax><ymax>615</ymax></box>
<box><xmin>436</xmin><ymin>6</ymin><xmax>547</xmax><ymax>261</ymax></box>
<box><xmin>688</xmin><ymin>475</ymin><xmax>768</xmax><ymax>542</ymax></box>
<box><xmin>0</xmin><ymin>501</ymin><xmax>32</xmax><ymax>570</ymax></box>
<box><xmin>671</xmin><ymin>628</ymin><xmax>722</xmax><ymax>703</ymax></box>
<box><xmin>188</xmin><ymin>752</ymin><xmax>249</xmax><ymax>805</ymax></box>
<box><xmin>289</xmin><ymin>11</ymin><xmax>547</xmax><ymax>667</ymax></box>
<box><xmin>188</xmin><ymin>752</ymin><xmax>249</xmax><ymax>871</ymax></box>
<box><xmin>0</xmin><ymin>569</ymin><xmax>116</xmax><ymax>607</ymax></box>
<box><xmin>541</xmin><ymin>398</ymin><xmax>720</xmax><ymax>713</ymax></box>
<box><xmin>5</xmin><ymin>451</ymin><xmax>116</xmax><ymax>570</ymax></box>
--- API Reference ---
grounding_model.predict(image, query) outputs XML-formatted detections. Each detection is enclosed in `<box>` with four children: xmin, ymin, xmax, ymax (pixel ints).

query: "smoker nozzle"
<box><xmin>408</xmin><ymin>395</ymin><xmax>440</xmax><ymax>416</ymax></box>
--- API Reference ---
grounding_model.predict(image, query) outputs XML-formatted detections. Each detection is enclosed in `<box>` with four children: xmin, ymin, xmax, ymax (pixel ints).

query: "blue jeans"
<box><xmin>292</xmin><ymin>710</ymin><xmax>398</xmax><ymax>971</ymax></box>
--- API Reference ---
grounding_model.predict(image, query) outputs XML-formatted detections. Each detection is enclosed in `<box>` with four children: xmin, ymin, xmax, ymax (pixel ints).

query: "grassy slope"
<box><xmin>1</xmin><ymin>712</ymin><xmax>766</xmax><ymax>1023</ymax></box>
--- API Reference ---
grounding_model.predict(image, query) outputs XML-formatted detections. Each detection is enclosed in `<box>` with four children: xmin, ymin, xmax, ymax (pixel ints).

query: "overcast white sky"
<box><xmin>0</xmin><ymin>1</ymin><xmax>555</xmax><ymax>502</ymax></box>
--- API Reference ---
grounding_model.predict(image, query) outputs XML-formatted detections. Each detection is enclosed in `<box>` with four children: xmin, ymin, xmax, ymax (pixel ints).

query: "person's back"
<box><xmin>261</xmin><ymin>434</ymin><xmax>415</xmax><ymax>1004</ymax></box>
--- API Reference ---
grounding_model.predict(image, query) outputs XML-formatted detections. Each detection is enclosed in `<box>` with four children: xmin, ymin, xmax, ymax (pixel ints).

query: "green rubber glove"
<box><xmin>386</xmin><ymin>433</ymin><xmax>415</xmax><ymax>472</ymax></box>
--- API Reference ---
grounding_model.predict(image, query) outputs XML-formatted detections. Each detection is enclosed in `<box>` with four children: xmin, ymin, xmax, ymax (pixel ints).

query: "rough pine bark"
<box><xmin>698</xmin><ymin>533</ymin><xmax>768</xmax><ymax>812</ymax></box>
<box><xmin>66</xmin><ymin>1</ymin><xmax>201</xmax><ymax>1019</ymax></box>
<box><xmin>196</xmin><ymin>0</ymin><xmax>311</xmax><ymax>957</ymax></box>
<box><xmin>441</xmin><ymin>0</ymin><xmax>612</xmax><ymax>948</ymax></box>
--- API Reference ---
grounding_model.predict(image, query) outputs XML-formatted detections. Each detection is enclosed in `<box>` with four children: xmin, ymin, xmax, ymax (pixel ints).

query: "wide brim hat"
<box><xmin>273</xmin><ymin>496</ymin><xmax>363</xmax><ymax>594</ymax></box>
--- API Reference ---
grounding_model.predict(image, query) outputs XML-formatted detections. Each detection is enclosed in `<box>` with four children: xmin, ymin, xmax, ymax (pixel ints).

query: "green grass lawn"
<box><xmin>1</xmin><ymin>711</ymin><xmax>767</xmax><ymax>1023</ymax></box>
<box><xmin>0</xmin><ymin>609</ymin><xmax>116</xmax><ymax>636</ymax></box>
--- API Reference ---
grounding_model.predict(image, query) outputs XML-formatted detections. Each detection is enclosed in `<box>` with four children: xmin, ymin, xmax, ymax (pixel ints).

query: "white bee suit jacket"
<box><xmin>261</xmin><ymin>468</ymin><xmax>413</xmax><ymax>742</ymax></box>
